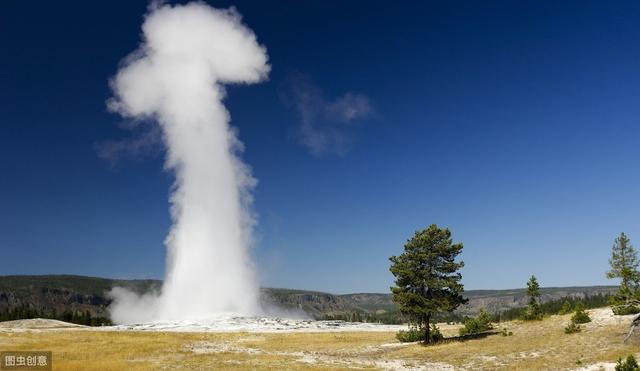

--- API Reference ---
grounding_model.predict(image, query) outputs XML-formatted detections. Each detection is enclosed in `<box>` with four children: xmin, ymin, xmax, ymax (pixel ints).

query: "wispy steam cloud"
<box><xmin>106</xmin><ymin>2</ymin><xmax>269</xmax><ymax>324</ymax></box>
<box><xmin>283</xmin><ymin>73</ymin><xmax>374</xmax><ymax>156</ymax></box>
<box><xmin>94</xmin><ymin>122</ymin><xmax>161</xmax><ymax>167</ymax></box>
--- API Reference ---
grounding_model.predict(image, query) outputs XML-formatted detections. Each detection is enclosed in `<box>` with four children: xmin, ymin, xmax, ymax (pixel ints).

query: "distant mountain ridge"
<box><xmin>0</xmin><ymin>275</ymin><xmax>618</xmax><ymax>322</ymax></box>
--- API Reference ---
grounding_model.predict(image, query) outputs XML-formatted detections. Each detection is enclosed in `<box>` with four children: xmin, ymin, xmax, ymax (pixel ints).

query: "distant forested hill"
<box><xmin>0</xmin><ymin>275</ymin><xmax>618</xmax><ymax>324</ymax></box>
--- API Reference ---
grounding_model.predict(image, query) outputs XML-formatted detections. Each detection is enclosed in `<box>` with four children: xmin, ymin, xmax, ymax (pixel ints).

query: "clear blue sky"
<box><xmin>1</xmin><ymin>0</ymin><xmax>639</xmax><ymax>293</ymax></box>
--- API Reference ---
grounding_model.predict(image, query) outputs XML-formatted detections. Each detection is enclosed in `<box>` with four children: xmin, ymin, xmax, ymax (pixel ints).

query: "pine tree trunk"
<box><xmin>424</xmin><ymin>313</ymin><xmax>431</xmax><ymax>344</ymax></box>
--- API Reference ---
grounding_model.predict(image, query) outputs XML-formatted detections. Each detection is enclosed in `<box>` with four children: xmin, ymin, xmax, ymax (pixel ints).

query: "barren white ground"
<box><xmin>107</xmin><ymin>316</ymin><xmax>407</xmax><ymax>332</ymax></box>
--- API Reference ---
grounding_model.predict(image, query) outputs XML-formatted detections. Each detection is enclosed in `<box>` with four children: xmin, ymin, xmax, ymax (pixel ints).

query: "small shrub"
<box><xmin>477</xmin><ymin>309</ymin><xmax>493</xmax><ymax>325</ymax></box>
<box><xmin>558</xmin><ymin>300</ymin><xmax>573</xmax><ymax>315</ymax></box>
<box><xmin>429</xmin><ymin>324</ymin><xmax>444</xmax><ymax>342</ymax></box>
<box><xmin>460</xmin><ymin>318</ymin><xmax>481</xmax><ymax>336</ymax></box>
<box><xmin>500</xmin><ymin>327</ymin><xmax>513</xmax><ymax>336</ymax></box>
<box><xmin>615</xmin><ymin>355</ymin><xmax>640</xmax><ymax>371</ymax></box>
<box><xmin>521</xmin><ymin>307</ymin><xmax>544</xmax><ymax>321</ymax></box>
<box><xmin>396</xmin><ymin>327</ymin><xmax>424</xmax><ymax>342</ymax></box>
<box><xmin>564</xmin><ymin>321</ymin><xmax>581</xmax><ymax>334</ymax></box>
<box><xmin>612</xmin><ymin>305</ymin><xmax>640</xmax><ymax>315</ymax></box>
<box><xmin>459</xmin><ymin>309</ymin><xmax>493</xmax><ymax>336</ymax></box>
<box><xmin>571</xmin><ymin>308</ymin><xmax>591</xmax><ymax>324</ymax></box>
<box><xmin>396</xmin><ymin>324</ymin><xmax>443</xmax><ymax>343</ymax></box>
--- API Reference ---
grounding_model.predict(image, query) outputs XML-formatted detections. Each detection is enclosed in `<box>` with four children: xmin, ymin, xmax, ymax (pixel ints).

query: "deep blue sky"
<box><xmin>2</xmin><ymin>0</ymin><xmax>640</xmax><ymax>293</ymax></box>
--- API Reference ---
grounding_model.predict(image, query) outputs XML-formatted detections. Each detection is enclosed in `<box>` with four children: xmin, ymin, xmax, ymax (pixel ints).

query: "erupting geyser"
<box><xmin>107</xmin><ymin>2</ymin><xmax>270</xmax><ymax>324</ymax></box>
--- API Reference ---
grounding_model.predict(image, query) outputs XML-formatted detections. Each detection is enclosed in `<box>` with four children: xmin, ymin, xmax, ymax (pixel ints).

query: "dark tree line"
<box><xmin>495</xmin><ymin>294</ymin><xmax>611</xmax><ymax>322</ymax></box>
<box><xmin>322</xmin><ymin>311</ymin><xmax>405</xmax><ymax>324</ymax></box>
<box><xmin>322</xmin><ymin>293</ymin><xmax>612</xmax><ymax>325</ymax></box>
<box><xmin>0</xmin><ymin>305</ymin><xmax>112</xmax><ymax>326</ymax></box>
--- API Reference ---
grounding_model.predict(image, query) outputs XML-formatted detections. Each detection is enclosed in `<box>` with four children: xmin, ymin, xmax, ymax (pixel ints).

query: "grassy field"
<box><xmin>0</xmin><ymin>308</ymin><xmax>638</xmax><ymax>370</ymax></box>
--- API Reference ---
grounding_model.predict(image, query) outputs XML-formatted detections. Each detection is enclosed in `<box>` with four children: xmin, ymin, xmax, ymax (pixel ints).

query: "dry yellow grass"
<box><xmin>0</xmin><ymin>308</ymin><xmax>638</xmax><ymax>370</ymax></box>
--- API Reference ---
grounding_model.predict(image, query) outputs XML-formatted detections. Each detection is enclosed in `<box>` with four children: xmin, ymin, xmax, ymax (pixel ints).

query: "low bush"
<box><xmin>396</xmin><ymin>327</ymin><xmax>423</xmax><ymax>342</ymax></box>
<box><xmin>500</xmin><ymin>327</ymin><xmax>513</xmax><ymax>336</ymax></box>
<box><xmin>459</xmin><ymin>309</ymin><xmax>493</xmax><ymax>336</ymax></box>
<box><xmin>558</xmin><ymin>300</ymin><xmax>573</xmax><ymax>315</ymax></box>
<box><xmin>521</xmin><ymin>308</ymin><xmax>544</xmax><ymax>321</ymax></box>
<box><xmin>396</xmin><ymin>324</ymin><xmax>443</xmax><ymax>343</ymax></box>
<box><xmin>564</xmin><ymin>321</ymin><xmax>581</xmax><ymax>334</ymax></box>
<box><xmin>615</xmin><ymin>355</ymin><xmax>640</xmax><ymax>371</ymax></box>
<box><xmin>612</xmin><ymin>305</ymin><xmax>640</xmax><ymax>315</ymax></box>
<box><xmin>429</xmin><ymin>324</ymin><xmax>444</xmax><ymax>342</ymax></box>
<box><xmin>571</xmin><ymin>307</ymin><xmax>591</xmax><ymax>324</ymax></box>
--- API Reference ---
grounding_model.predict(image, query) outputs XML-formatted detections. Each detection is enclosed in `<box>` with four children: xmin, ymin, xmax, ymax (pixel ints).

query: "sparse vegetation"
<box><xmin>564</xmin><ymin>321</ymin><xmax>581</xmax><ymax>334</ymax></box>
<box><xmin>497</xmin><ymin>294</ymin><xmax>611</xmax><ymax>321</ymax></box>
<box><xmin>389</xmin><ymin>224</ymin><xmax>467</xmax><ymax>343</ymax></box>
<box><xmin>563</xmin><ymin>302</ymin><xmax>591</xmax><ymax>334</ymax></box>
<box><xmin>500</xmin><ymin>327</ymin><xmax>513</xmax><ymax>336</ymax></box>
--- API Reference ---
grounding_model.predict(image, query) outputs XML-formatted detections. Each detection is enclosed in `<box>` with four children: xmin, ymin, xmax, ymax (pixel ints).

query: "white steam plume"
<box><xmin>107</xmin><ymin>2</ymin><xmax>269</xmax><ymax>324</ymax></box>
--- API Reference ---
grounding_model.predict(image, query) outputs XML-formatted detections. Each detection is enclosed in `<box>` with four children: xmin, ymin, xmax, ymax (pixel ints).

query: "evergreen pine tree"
<box><xmin>607</xmin><ymin>233</ymin><xmax>640</xmax><ymax>303</ymax></box>
<box><xmin>389</xmin><ymin>224</ymin><xmax>467</xmax><ymax>343</ymax></box>
<box><xmin>524</xmin><ymin>275</ymin><xmax>543</xmax><ymax>320</ymax></box>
